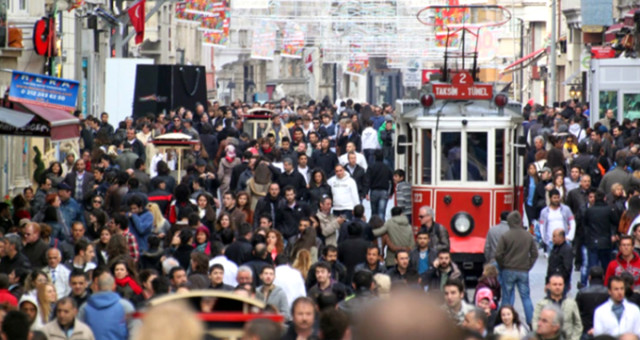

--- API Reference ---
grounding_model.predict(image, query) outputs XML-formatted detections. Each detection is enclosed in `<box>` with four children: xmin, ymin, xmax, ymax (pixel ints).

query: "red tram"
<box><xmin>395</xmin><ymin>5</ymin><xmax>525</xmax><ymax>279</ymax></box>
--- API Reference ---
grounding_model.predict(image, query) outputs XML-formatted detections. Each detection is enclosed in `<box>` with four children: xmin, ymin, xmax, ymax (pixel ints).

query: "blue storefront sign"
<box><xmin>8</xmin><ymin>70</ymin><xmax>79</xmax><ymax>111</ymax></box>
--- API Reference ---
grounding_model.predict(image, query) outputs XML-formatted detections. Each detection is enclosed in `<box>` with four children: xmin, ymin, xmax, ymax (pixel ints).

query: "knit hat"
<box><xmin>196</xmin><ymin>225</ymin><xmax>210</xmax><ymax>239</ymax></box>
<box><xmin>475</xmin><ymin>287</ymin><xmax>496</xmax><ymax>309</ymax></box>
<box><xmin>506</xmin><ymin>211</ymin><xmax>522</xmax><ymax>229</ymax></box>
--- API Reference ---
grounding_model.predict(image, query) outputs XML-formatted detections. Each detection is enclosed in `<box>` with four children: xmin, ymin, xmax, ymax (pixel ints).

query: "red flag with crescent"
<box><xmin>128</xmin><ymin>0</ymin><xmax>146</xmax><ymax>44</ymax></box>
<box><xmin>306</xmin><ymin>53</ymin><xmax>313</xmax><ymax>74</ymax></box>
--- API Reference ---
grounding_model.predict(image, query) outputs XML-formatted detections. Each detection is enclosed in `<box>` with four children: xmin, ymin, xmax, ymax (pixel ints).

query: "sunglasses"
<box><xmin>93</xmin><ymin>200</ymin><xmax>102</xmax><ymax>204</ymax></box>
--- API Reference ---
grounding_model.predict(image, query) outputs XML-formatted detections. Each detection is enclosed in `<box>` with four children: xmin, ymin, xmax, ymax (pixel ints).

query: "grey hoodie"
<box><xmin>495</xmin><ymin>211</ymin><xmax>539</xmax><ymax>271</ymax></box>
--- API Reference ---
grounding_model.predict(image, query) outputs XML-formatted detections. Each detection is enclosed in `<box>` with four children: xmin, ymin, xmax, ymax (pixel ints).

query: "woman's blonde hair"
<box><xmin>146</xmin><ymin>202</ymin><xmax>167</xmax><ymax>233</ymax></box>
<box><xmin>292</xmin><ymin>249</ymin><xmax>312</xmax><ymax>280</ymax></box>
<box><xmin>36</xmin><ymin>283</ymin><xmax>56</xmax><ymax>323</ymax></box>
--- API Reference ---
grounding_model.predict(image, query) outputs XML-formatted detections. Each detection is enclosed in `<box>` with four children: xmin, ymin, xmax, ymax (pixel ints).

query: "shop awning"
<box><xmin>501</xmin><ymin>47</ymin><xmax>547</xmax><ymax>74</ymax></box>
<box><xmin>562</xmin><ymin>70</ymin><xmax>582</xmax><ymax>85</ymax></box>
<box><xmin>0</xmin><ymin>107</ymin><xmax>34</xmax><ymax>128</ymax></box>
<box><xmin>604</xmin><ymin>23</ymin><xmax>633</xmax><ymax>42</ymax></box>
<box><xmin>0</xmin><ymin>100</ymin><xmax>80</xmax><ymax>141</ymax></box>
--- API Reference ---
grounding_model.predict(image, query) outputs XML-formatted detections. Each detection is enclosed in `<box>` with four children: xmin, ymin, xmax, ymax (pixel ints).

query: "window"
<box><xmin>422</xmin><ymin>129</ymin><xmax>432</xmax><ymax>184</ymax></box>
<box><xmin>599</xmin><ymin>90</ymin><xmax>617</xmax><ymax>119</ymax></box>
<box><xmin>623</xmin><ymin>93</ymin><xmax>640</xmax><ymax>120</ymax></box>
<box><xmin>441</xmin><ymin>132</ymin><xmax>461</xmax><ymax>181</ymax></box>
<box><xmin>467</xmin><ymin>132</ymin><xmax>487</xmax><ymax>182</ymax></box>
<box><xmin>495</xmin><ymin>129</ymin><xmax>505</xmax><ymax>185</ymax></box>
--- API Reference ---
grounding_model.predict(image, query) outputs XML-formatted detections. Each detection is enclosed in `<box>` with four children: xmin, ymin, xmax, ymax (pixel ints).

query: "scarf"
<box><xmin>612</xmin><ymin>302</ymin><xmax>625</xmax><ymax>323</ymax></box>
<box><xmin>115</xmin><ymin>276</ymin><xmax>142</xmax><ymax>295</ymax></box>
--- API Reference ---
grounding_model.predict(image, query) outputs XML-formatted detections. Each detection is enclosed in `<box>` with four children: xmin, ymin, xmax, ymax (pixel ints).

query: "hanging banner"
<box><xmin>202</xmin><ymin>27</ymin><xmax>229</xmax><ymax>47</ymax></box>
<box><xmin>434</xmin><ymin>0</ymin><xmax>470</xmax><ymax>49</ymax></box>
<box><xmin>177</xmin><ymin>0</ymin><xmax>231</xmax><ymax>48</ymax></box>
<box><xmin>251</xmin><ymin>21</ymin><xmax>276</xmax><ymax>60</ymax></box>
<box><xmin>281</xmin><ymin>23</ymin><xmax>305</xmax><ymax>59</ymax></box>
<box><xmin>477</xmin><ymin>29</ymin><xmax>497</xmax><ymax>60</ymax></box>
<box><xmin>9</xmin><ymin>70</ymin><xmax>79</xmax><ymax>111</ymax></box>
<box><xmin>346</xmin><ymin>53</ymin><xmax>369</xmax><ymax>77</ymax></box>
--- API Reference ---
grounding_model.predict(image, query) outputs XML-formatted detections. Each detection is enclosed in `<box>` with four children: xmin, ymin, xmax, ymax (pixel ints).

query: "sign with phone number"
<box><xmin>8</xmin><ymin>70</ymin><xmax>79</xmax><ymax>111</ymax></box>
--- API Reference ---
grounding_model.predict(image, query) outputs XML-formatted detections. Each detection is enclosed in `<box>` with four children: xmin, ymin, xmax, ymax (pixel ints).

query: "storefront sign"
<box><xmin>9</xmin><ymin>71</ymin><xmax>79</xmax><ymax>111</ymax></box>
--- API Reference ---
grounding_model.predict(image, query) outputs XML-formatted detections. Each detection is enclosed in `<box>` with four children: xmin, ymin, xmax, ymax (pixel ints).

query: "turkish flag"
<box><xmin>128</xmin><ymin>0</ymin><xmax>145</xmax><ymax>44</ymax></box>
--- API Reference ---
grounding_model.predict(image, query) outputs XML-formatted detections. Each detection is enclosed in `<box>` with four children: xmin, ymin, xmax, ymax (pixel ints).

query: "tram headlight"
<box><xmin>450</xmin><ymin>212</ymin><xmax>474</xmax><ymax>236</ymax></box>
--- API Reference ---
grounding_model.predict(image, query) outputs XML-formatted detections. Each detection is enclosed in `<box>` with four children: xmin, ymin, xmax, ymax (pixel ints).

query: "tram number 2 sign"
<box><xmin>432</xmin><ymin>70</ymin><xmax>493</xmax><ymax>100</ymax></box>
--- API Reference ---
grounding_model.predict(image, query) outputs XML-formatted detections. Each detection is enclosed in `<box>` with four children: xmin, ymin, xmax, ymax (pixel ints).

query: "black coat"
<box><xmin>547</xmin><ymin>241</ymin><xmax>573</xmax><ymax>284</ymax></box>
<box><xmin>308</xmin><ymin>183</ymin><xmax>332</xmax><ymax>213</ymax></box>
<box><xmin>583</xmin><ymin>201</ymin><xmax>617</xmax><ymax>250</ymax></box>
<box><xmin>311</xmin><ymin>150</ymin><xmax>339</xmax><ymax>177</ymax></box>
<box><xmin>346</xmin><ymin>165</ymin><xmax>369</xmax><ymax>199</ymax></box>
<box><xmin>277</xmin><ymin>170</ymin><xmax>308</xmax><ymax>201</ymax></box>
<box><xmin>23</xmin><ymin>240</ymin><xmax>48</xmax><ymax>270</ymax></box>
<box><xmin>224</xmin><ymin>238</ymin><xmax>253</xmax><ymax>265</ymax></box>
<box><xmin>366</xmin><ymin>161</ymin><xmax>393</xmax><ymax>194</ymax></box>
<box><xmin>337</xmin><ymin>132</ymin><xmax>362</xmax><ymax>153</ymax></box>
<box><xmin>0</xmin><ymin>252</ymin><xmax>31</xmax><ymax>275</ymax></box>
<box><xmin>64</xmin><ymin>171</ymin><xmax>95</xmax><ymax>204</ymax></box>
<box><xmin>338</xmin><ymin>237</ymin><xmax>370</xmax><ymax>282</ymax></box>
<box><xmin>575</xmin><ymin>280</ymin><xmax>609</xmax><ymax>331</ymax></box>
<box><xmin>277</xmin><ymin>201</ymin><xmax>311</xmax><ymax>239</ymax></box>
<box><xmin>229</xmin><ymin>161</ymin><xmax>249</xmax><ymax>195</ymax></box>
<box><xmin>253</xmin><ymin>195</ymin><xmax>284</xmax><ymax>229</ymax></box>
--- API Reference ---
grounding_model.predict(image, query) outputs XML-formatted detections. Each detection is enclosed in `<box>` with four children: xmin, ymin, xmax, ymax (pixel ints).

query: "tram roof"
<box><xmin>395</xmin><ymin>98</ymin><xmax>523</xmax><ymax>122</ymax></box>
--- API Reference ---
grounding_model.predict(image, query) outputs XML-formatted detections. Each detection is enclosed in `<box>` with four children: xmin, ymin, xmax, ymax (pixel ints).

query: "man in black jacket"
<box><xmin>575</xmin><ymin>266</ymin><xmax>608</xmax><ymax>337</ymax></box>
<box><xmin>583</xmin><ymin>190</ymin><xmax>617</xmax><ymax>271</ymax></box>
<box><xmin>366</xmin><ymin>150</ymin><xmax>393</xmax><ymax>220</ymax></box>
<box><xmin>253</xmin><ymin>183</ymin><xmax>284</xmax><ymax>230</ymax></box>
<box><xmin>224</xmin><ymin>223</ymin><xmax>253</xmax><ymax>265</ymax></box>
<box><xmin>338</xmin><ymin>222</ymin><xmax>369</xmax><ymax>282</ymax></box>
<box><xmin>386</xmin><ymin>250</ymin><xmax>419</xmax><ymax>284</ymax></box>
<box><xmin>547</xmin><ymin>229</ymin><xmax>573</xmax><ymax>290</ymax></box>
<box><xmin>278</xmin><ymin>186</ymin><xmax>311</xmax><ymax>240</ymax></box>
<box><xmin>277</xmin><ymin>159</ymin><xmax>308</xmax><ymax>202</ymax></box>
<box><xmin>0</xmin><ymin>234</ymin><xmax>31</xmax><ymax>275</ymax></box>
<box><xmin>311</xmin><ymin>138</ymin><xmax>339</xmax><ymax>177</ymax></box>
<box><xmin>345</xmin><ymin>152</ymin><xmax>368</xmax><ymax>202</ymax></box>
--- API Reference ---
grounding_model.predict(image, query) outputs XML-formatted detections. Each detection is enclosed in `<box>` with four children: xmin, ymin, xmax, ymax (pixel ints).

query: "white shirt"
<box><xmin>594</xmin><ymin>299</ymin><xmax>640</xmax><ymax>337</ymax></box>
<box><xmin>338</xmin><ymin>152</ymin><xmax>368</xmax><ymax>171</ymax></box>
<box><xmin>361</xmin><ymin>127</ymin><xmax>380</xmax><ymax>150</ymax></box>
<box><xmin>44</xmin><ymin>265</ymin><xmax>71</xmax><ymax>298</ymax></box>
<box><xmin>327</xmin><ymin>174</ymin><xmax>360</xmax><ymax>211</ymax></box>
<box><xmin>209</xmin><ymin>255</ymin><xmax>238</xmax><ymax>287</ymax></box>
<box><xmin>273</xmin><ymin>265</ymin><xmax>307</xmax><ymax>309</ymax></box>
<box><xmin>545</xmin><ymin>208</ymin><xmax>565</xmax><ymax>244</ymax></box>
<box><xmin>297</xmin><ymin>166</ymin><xmax>310</xmax><ymax>185</ymax></box>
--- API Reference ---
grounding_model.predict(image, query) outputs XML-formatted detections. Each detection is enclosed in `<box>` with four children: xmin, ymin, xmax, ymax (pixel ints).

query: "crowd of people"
<box><xmin>1</xmin><ymin>97</ymin><xmax>640</xmax><ymax>340</ymax></box>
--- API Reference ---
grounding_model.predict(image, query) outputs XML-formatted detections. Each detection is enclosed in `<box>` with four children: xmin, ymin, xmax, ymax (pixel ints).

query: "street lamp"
<box><xmin>569</xmin><ymin>86</ymin><xmax>576</xmax><ymax>99</ymax></box>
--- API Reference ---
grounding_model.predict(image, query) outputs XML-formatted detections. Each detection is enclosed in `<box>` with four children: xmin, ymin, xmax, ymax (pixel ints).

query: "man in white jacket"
<box><xmin>327</xmin><ymin>164</ymin><xmax>360</xmax><ymax>220</ymax></box>
<box><xmin>594</xmin><ymin>275</ymin><xmax>640</xmax><ymax>337</ymax></box>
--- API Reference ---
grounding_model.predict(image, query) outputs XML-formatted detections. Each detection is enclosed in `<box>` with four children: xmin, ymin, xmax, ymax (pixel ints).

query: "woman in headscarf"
<box><xmin>246</xmin><ymin>162</ymin><xmax>272</xmax><ymax>211</ymax></box>
<box><xmin>217</xmin><ymin>144</ymin><xmax>241</xmax><ymax>195</ymax></box>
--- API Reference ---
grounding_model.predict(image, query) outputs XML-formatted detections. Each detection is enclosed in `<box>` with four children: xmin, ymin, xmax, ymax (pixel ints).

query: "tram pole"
<box><xmin>549</xmin><ymin>0</ymin><xmax>557</xmax><ymax>107</ymax></box>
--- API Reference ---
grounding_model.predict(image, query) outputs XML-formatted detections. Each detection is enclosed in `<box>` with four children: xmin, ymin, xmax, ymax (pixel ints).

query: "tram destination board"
<box><xmin>432</xmin><ymin>70</ymin><xmax>493</xmax><ymax>100</ymax></box>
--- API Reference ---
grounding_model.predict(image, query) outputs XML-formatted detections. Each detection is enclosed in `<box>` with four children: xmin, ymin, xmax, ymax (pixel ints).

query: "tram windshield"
<box><xmin>440</xmin><ymin>131</ymin><xmax>488</xmax><ymax>182</ymax></box>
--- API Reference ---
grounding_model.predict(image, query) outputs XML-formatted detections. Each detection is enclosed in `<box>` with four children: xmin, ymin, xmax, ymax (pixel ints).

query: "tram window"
<box><xmin>495</xmin><ymin>129</ymin><xmax>505</xmax><ymax>185</ymax></box>
<box><xmin>467</xmin><ymin>132</ymin><xmax>487</xmax><ymax>182</ymax></box>
<box><xmin>441</xmin><ymin>132</ymin><xmax>461</xmax><ymax>181</ymax></box>
<box><xmin>422</xmin><ymin>129</ymin><xmax>432</xmax><ymax>184</ymax></box>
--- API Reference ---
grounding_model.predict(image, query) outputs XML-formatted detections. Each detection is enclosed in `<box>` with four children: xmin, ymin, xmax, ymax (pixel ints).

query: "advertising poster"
<box><xmin>251</xmin><ymin>21</ymin><xmax>276</xmax><ymax>60</ymax></box>
<box><xmin>282</xmin><ymin>22</ymin><xmax>305</xmax><ymax>58</ymax></box>
<box><xmin>346</xmin><ymin>53</ymin><xmax>369</xmax><ymax>76</ymax></box>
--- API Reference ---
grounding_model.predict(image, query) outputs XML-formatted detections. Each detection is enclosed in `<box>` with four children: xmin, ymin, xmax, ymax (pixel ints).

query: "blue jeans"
<box><xmin>370</xmin><ymin>189</ymin><xmax>389</xmax><ymax>220</ymax></box>
<box><xmin>580</xmin><ymin>245</ymin><xmax>589</xmax><ymax>286</ymax></box>
<box><xmin>587</xmin><ymin>248</ymin><xmax>612</xmax><ymax>273</ymax></box>
<box><xmin>501</xmin><ymin>269</ymin><xmax>534</xmax><ymax>325</ymax></box>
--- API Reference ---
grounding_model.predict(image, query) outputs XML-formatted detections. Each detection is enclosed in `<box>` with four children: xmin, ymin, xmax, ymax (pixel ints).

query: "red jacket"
<box><xmin>0</xmin><ymin>289</ymin><xmax>17</xmax><ymax>307</ymax></box>
<box><xmin>605</xmin><ymin>251</ymin><xmax>640</xmax><ymax>288</ymax></box>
